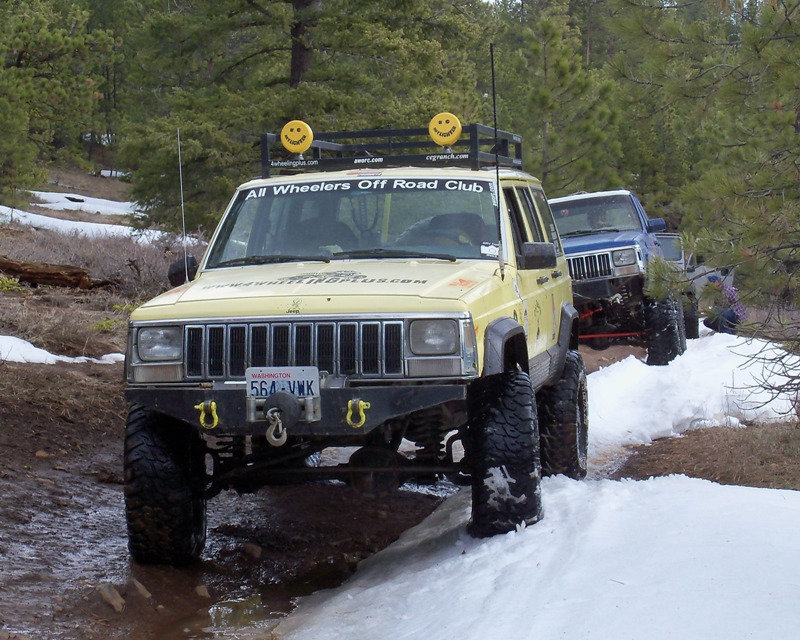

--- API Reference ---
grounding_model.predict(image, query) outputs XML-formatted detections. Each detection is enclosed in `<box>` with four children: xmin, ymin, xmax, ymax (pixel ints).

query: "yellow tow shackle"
<box><xmin>346</xmin><ymin>399</ymin><xmax>371</xmax><ymax>429</ymax></box>
<box><xmin>194</xmin><ymin>400</ymin><xmax>219</xmax><ymax>430</ymax></box>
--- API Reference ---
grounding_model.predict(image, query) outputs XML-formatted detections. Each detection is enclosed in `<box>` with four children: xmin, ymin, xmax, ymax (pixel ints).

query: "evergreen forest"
<box><xmin>1</xmin><ymin>0</ymin><xmax>799</xmax><ymax>353</ymax></box>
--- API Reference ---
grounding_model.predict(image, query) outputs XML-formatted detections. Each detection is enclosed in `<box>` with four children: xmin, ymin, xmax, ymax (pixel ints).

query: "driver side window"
<box><xmin>502</xmin><ymin>187</ymin><xmax>529</xmax><ymax>260</ymax></box>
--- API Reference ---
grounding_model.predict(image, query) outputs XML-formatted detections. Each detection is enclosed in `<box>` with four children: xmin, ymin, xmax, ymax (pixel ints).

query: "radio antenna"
<box><xmin>177</xmin><ymin>128</ymin><xmax>189</xmax><ymax>283</ymax></box>
<box><xmin>490</xmin><ymin>43</ymin><xmax>505</xmax><ymax>280</ymax></box>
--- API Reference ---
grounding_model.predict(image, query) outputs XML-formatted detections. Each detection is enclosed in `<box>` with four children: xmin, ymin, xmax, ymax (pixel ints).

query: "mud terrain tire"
<box><xmin>537</xmin><ymin>350</ymin><xmax>588</xmax><ymax>479</ymax></box>
<box><xmin>645</xmin><ymin>297</ymin><xmax>686</xmax><ymax>366</ymax></box>
<box><xmin>467</xmin><ymin>370</ymin><xmax>543</xmax><ymax>537</ymax></box>
<box><xmin>684</xmin><ymin>297</ymin><xmax>700</xmax><ymax>340</ymax></box>
<box><xmin>124</xmin><ymin>404</ymin><xmax>207</xmax><ymax>565</ymax></box>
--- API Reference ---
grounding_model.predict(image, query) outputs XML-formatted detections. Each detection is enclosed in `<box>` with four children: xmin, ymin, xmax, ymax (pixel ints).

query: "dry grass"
<box><xmin>0</xmin><ymin>288</ymin><xmax>128</xmax><ymax>357</ymax></box>
<box><xmin>0</xmin><ymin>166</ymin><xmax>205</xmax><ymax>359</ymax></box>
<box><xmin>612</xmin><ymin>422</ymin><xmax>800</xmax><ymax>490</ymax></box>
<box><xmin>1</xmin><ymin>166</ymin><xmax>206</xmax><ymax>301</ymax></box>
<box><xmin>43</xmin><ymin>166</ymin><xmax>131</xmax><ymax>201</ymax></box>
<box><xmin>0</xmin><ymin>223</ymin><xmax>192</xmax><ymax>300</ymax></box>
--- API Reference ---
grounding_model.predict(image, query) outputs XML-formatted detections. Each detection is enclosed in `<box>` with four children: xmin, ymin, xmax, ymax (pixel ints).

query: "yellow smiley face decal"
<box><xmin>428</xmin><ymin>112</ymin><xmax>462</xmax><ymax>147</ymax></box>
<box><xmin>280</xmin><ymin>120</ymin><xmax>314</xmax><ymax>154</ymax></box>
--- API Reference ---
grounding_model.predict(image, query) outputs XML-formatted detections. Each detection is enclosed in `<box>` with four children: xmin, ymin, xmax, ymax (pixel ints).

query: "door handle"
<box><xmin>537</xmin><ymin>276</ymin><xmax>550</xmax><ymax>285</ymax></box>
<box><xmin>551</xmin><ymin>270</ymin><xmax>562</xmax><ymax>278</ymax></box>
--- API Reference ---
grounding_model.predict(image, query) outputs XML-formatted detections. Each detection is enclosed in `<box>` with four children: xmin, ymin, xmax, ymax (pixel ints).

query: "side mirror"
<box><xmin>168</xmin><ymin>256</ymin><xmax>198</xmax><ymax>287</ymax></box>
<box><xmin>521</xmin><ymin>242</ymin><xmax>557</xmax><ymax>270</ymax></box>
<box><xmin>647</xmin><ymin>218</ymin><xmax>667</xmax><ymax>232</ymax></box>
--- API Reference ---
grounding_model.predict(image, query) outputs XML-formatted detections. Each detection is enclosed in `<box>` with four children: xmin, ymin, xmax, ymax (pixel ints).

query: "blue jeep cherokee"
<box><xmin>549</xmin><ymin>189</ymin><xmax>686</xmax><ymax>365</ymax></box>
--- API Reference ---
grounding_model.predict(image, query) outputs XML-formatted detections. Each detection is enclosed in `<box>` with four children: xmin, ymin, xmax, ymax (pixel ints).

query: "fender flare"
<box><xmin>559</xmin><ymin>302</ymin><xmax>580</xmax><ymax>351</ymax></box>
<box><xmin>482</xmin><ymin>316</ymin><xmax>528</xmax><ymax>377</ymax></box>
<box><xmin>547</xmin><ymin>302</ymin><xmax>580</xmax><ymax>384</ymax></box>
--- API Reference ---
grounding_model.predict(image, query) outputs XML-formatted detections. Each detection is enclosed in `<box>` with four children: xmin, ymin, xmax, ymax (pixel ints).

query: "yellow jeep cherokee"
<box><xmin>123</xmin><ymin>115</ymin><xmax>588</xmax><ymax>565</ymax></box>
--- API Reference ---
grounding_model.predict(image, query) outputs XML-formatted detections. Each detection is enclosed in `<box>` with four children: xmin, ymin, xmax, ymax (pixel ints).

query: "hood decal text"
<box><xmin>203</xmin><ymin>270</ymin><xmax>428</xmax><ymax>289</ymax></box>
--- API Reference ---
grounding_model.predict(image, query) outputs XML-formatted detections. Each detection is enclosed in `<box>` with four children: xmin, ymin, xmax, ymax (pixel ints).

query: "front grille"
<box><xmin>184</xmin><ymin>320</ymin><xmax>405</xmax><ymax>380</ymax></box>
<box><xmin>567</xmin><ymin>253</ymin><xmax>612</xmax><ymax>281</ymax></box>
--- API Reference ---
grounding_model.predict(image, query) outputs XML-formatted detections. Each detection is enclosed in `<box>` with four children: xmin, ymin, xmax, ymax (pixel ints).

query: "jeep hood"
<box><xmin>132</xmin><ymin>260</ymin><xmax>499</xmax><ymax>320</ymax></box>
<box><xmin>561</xmin><ymin>230</ymin><xmax>643</xmax><ymax>255</ymax></box>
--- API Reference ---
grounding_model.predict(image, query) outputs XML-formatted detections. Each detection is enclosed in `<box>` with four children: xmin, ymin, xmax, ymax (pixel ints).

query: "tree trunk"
<box><xmin>0</xmin><ymin>255</ymin><xmax>113</xmax><ymax>289</ymax></box>
<box><xmin>289</xmin><ymin>0</ymin><xmax>321</xmax><ymax>87</ymax></box>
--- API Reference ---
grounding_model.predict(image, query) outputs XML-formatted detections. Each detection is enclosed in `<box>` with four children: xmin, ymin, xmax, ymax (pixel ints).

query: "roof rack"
<box><xmin>260</xmin><ymin>122</ymin><xmax>523</xmax><ymax>178</ymax></box>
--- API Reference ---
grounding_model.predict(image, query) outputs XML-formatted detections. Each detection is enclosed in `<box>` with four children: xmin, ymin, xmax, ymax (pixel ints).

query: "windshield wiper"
<box><xmin>215</xmin><ymin>254</ymin><xmax>331</xmax><ymax>268</ymax></box>
<box><xmin>332</xmin><ymin>248</ymin><xmax>457</xmax><ymax>262</ymax></box>
<box><xmin>561</xmin><ymin>228</ymin><xmax>620</xmax><ymax>238</ymax></box>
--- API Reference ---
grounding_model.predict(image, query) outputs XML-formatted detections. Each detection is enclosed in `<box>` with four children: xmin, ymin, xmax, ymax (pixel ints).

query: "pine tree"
<box><xmin>682</xmin><ymin>2</ymin><xmax>800</xmax><ymax>360</ymax></box>
<box><xmin>608</xmin><ymin>0</ymin><xmax>800</xmax><ymax>392</ymax></box>
<box><xmin>491</xmin><ymin>0</ymin><xmax>622</xmax><ymax>195</ymax></box>
<box><xmin>0</xmin><ymin>0</ymin><xmax>114</xmax><ymax>202</ymax></box>
<box><xmin>117</xmin><ymin>0</ymin><xmax>486</xmax><ymax>231</ymax></box>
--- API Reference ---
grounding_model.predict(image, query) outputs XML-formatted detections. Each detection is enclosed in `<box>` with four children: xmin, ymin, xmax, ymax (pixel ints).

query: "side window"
<box><xmin>502</xmin><ymin>187</ymin><xmax>528</xmax><ymax>257</ymax></box>
<box><xmin>517</xmin><ymin>187</ymin><xmax>545</xmax><ymax>242</ymax></box>
<box><xmin>529</xmin><ymin>188</ymin><xmax>563</xmax><ymax>256</ymax></box>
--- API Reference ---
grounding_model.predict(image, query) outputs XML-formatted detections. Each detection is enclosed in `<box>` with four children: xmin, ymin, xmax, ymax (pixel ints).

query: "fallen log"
<box><xmin>0</xmin><ymin>255</ymin><xmax>114</xmax><ymax>289</ymax></box>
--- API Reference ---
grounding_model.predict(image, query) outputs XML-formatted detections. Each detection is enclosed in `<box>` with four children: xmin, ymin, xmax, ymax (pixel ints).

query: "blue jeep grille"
<box><xmin>567</xmin><ymin>253</ymin><xmax>613</xmax><ymax>281</ymax></box>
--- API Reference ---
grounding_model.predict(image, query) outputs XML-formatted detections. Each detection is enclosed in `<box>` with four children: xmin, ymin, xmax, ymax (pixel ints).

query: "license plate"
<box><xmin>245</xmin><ymin>366</ymin><xmax>320</xmax><ymax>398</ymax></box>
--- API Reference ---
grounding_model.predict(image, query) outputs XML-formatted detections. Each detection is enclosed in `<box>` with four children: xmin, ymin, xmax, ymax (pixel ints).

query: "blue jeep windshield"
<box><xmin>551</xmin><ymin>195</ymin><xmax>642</xmax><ymax>237</ymax></box>
<box><xmin>206</xmin><ymin>177</ymin><xmax>499</xmax><ymax>267</ymax></box>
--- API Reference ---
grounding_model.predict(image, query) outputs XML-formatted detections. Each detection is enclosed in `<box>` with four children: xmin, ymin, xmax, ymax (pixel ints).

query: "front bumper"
<box><xmin>572</xmin><ymin>274</ymin><xmax>644</xmax><ymax>303</ymax></box>
<box><xmin>125</xmin><ymin>383</ymin><xmax>467</xmax><ymax>437</ymax></box>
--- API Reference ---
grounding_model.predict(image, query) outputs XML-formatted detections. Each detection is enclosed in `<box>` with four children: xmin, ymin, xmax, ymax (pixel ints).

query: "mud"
<box><xmin>0</xmin><ymin>346</ymin><xmax>638</xmax><ymax>639</ymax></box>
<box><xmin>0</xmin><ymin>361</ymin><xmax>445</xmax><ymax>639</ymax></box>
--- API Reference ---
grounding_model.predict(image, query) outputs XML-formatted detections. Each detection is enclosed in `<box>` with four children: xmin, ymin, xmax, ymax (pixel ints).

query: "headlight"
<box><xmin>612</xmin><ymin>248</ymin><xmax>637</xmax><ymax>267</ymax></box>
<box><xmin>137</xmin><ymin>326</ymin><xmax>183</xmax><ymax>361</ymax></box>
<box><xmin>409</xmin><ymin>319</ymin><xmax>458</xmax><ymax>355</ymax></box>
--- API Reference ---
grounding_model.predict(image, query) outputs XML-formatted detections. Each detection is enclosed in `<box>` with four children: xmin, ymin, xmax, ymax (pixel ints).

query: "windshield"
<box><xmin>205</xmin><ymin>176</ymin><xmax>499</xmax><ymax>268</ymax></box>
<box><xmin>550</xmin><ymin>195</ymin><xmax>642</xmax><ymax>237</ymax></box>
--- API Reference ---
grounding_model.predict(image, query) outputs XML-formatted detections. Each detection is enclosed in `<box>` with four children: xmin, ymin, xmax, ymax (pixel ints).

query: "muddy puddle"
<box><xmin>0</xmin><ymin>456</ymin><xmax>444</xmax><ymax>640</ymax></box>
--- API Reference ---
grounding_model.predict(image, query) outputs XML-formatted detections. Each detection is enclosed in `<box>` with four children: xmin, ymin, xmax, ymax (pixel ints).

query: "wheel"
<box><xmin>684</xmin><ymin>297</ymin><xmax>700</xmax><ymax>339</ymax></box>
<box><xmin>645</xmin><ymin>296</ymin><xmax>686</xmax><ymax>366</ymax></box>
<box><xmin>124</xmin><ymin>404</ymin><xmax>207</xmax><ymax>565</ymax></box>
<box><xmin>467</xmin><ymin>369</ymin><xmax>544</xmax><ymax>538</ymax></box>
<box><xmin>537</xmin><ymin>350</ymin><xmax>588</xmax><ymax>480</ymax></box>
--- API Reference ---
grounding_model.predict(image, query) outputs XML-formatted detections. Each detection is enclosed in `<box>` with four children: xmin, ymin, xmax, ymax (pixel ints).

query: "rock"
<box><xmin>132</xmin><ymin>579</ymin><xmax>152</xmax><ymax>600</ymax></box>
<box><xmin>96</xmin><ymin>582</ymin><xmax>125</xmax><ymax>613</ymax></box>
<box><xmin>35</xmin><ymin>450</ymin><xmax>52</xmax><ymax>459</ymax></box>
<box><xmin>195</xmin><ymin>585</ymin><xmax>211</xmax><ymax>598</ymax></box>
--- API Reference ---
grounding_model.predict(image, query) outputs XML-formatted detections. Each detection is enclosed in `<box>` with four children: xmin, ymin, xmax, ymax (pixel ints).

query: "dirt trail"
<box><xmin>0</xmin><ymin>361</ymin><xmax>446</xmax><ymax>639</ymax></box>
<box><xmin>0</xmin><ymin>343</ymin><xmax>641</xmax><ymax>639</ymax></box>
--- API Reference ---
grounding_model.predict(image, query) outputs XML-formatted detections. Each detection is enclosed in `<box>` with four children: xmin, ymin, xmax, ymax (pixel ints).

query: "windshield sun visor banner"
<box><xmin>244</xmin><ymin>178</ymin><xmax>489</xmax><ymax>201</ymax></box>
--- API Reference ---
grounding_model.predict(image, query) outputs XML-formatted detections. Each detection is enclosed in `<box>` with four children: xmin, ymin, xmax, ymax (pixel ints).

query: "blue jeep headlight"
<box><xmin>612</xmin><ymin>249</ymin><xmax>637</xmax><ymax>267</ymax></box>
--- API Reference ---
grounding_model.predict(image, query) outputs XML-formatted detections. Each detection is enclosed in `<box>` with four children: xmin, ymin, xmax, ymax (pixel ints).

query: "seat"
<box><xmin>283</xmin><ymin>215</ymin><xmax>358</xmax><ymax>251</ymax></box>
<box><xmin>396</xmin><ymin>212</ymin><xmax>486</xmax><ymax>247</ymax></box>
<box><xmin>428</xmin><ymin>213</ymin><xmax>486</xmax><ymax>244</ymax></box>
